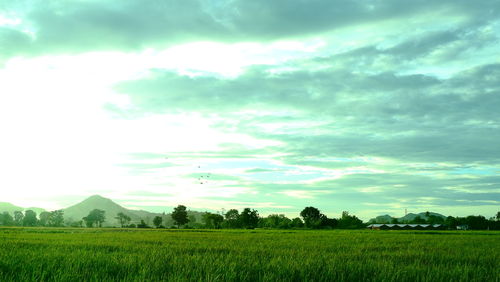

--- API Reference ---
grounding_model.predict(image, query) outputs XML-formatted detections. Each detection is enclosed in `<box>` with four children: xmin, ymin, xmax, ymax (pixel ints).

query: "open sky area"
<box><xmin>1</xmin><ymin>0</ymin><xmax>499</xmax><ymax>220</ymax></box>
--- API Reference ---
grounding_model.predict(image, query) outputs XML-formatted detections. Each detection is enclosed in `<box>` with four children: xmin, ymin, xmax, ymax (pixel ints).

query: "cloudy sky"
<box><xmin>1</xmin><ymin>0</ymin><xmax>499</xmax><ymax>220</ymax></box>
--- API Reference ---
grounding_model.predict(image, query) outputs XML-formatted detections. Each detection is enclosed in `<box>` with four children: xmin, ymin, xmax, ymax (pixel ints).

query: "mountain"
<box><xmin>0</xmin><ymin>202</ymin><xmax>24</xmax><ymax>214</ymax></box>
<box><xmin>63</xmin><ymin>195</ymin><xmax>165</xmax><ymax>227</ymax></box>
<box><xmin>2</xmin><ymin>195</ymin><xmax>208</xmax><ymax>227</ymax></box>
<box><xmin>399</xmin><ymin>212</ymin><xmax>446</xmax><ymax>222</ymax></box>
<box><xmin>0</xmin><ymin>202</ymin><xmax>45</xmax><ymax>214</ymax></box>
<box><xmin>369</xmin><ymin>212</ymin><xmax>447</xmax><ymax>223</ymax></box>
<box><xmin>368</xmin><ymin>214</ymin><xmax>394</xmax><ymax>224</ymax></box>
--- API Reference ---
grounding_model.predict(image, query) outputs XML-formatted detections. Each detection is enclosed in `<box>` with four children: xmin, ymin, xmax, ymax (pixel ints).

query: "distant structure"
<box><xmin>367</xmin><ymin>224</ymin><xmax>445</xmax><ymax>230</ymax></box>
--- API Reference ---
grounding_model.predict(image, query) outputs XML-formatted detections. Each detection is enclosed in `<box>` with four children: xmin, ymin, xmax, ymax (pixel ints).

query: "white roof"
<box><xmin>367</xmin><ymin>224</ymin><xmax>442</xmax><ymax>228</ymax></box>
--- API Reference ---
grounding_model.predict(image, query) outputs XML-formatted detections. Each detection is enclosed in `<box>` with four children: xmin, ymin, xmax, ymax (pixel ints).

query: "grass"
<box><xmin>0</xmin><ymin>228</ymin><xmax>499</xmax><ymax>281</ymax></box>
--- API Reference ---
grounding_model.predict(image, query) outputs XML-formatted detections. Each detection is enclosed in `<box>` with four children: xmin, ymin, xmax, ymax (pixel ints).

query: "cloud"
<box><xmin>2</xmin><ymin>0</ymin><xmax>499</xmax><ymax>218</ymax></box>
<box><xmin>2</xmin><ymin>0</ymin><xmax>499</xmax><ymax>60</ymax></box>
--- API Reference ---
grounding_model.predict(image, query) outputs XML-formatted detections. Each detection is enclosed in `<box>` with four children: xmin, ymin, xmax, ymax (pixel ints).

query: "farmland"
<box><xmin>0</xmin><ymin>228</ymin><xmax>499</xmax><ymax>281</ymax></box>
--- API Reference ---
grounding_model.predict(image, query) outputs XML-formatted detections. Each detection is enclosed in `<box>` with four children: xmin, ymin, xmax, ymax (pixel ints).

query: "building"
<box><xmin>367</xmin><ymin>224</ymin><xmax>445</xmax><ymax>230</ymax></box>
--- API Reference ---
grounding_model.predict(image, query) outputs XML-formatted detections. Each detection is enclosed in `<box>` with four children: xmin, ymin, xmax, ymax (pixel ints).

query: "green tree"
<box><xmin>115</xmin><ymin>212</ymin><xmax>131</xmax><ymax>227</ymax></box>
<box><xmin>13</xmin><ymin>211</ymin><xmax>24</xmax><ymax>226</ymax></box>
<box><xmin>322</xmin><ymin>216</ymin><xmax>338</xmax><ymax>229</ymax></box>
<box><xmin>338</xmin><ymin>211</ymin><xmax>363</xmax><ymax>229</ymax></box>
<box><xmin>224</xmin><ymin>209</ymin><xmax>240</xmax><ymax>228</ymax></box>
<box><xmin>445</xmin><ymin>216</ymin><xmax>458</xmax><ymax>229</ymax></box>
<box><xmin>291</xmin><ymin>217</ymin><xmax>304</xmax><ymax>228</ymax></box>
<box><xmin>0</xmin><ymin>212</ymin><xmax>14</xmax><ymax>226</ymax></box>
<box><xmin>82</xmin><ymin>216</ymin><xmax>93</xmax><ymax>227</ymax></box>
<box><xmin>202</xmin><ymin>212</ymin><xmax>224</xmax><ymax>229</ymax></box>
<box><xmin>153</xmin><ymin>216</ymin><xmax>163</xmax><ymax>228</ymax></box>
<box><xmin>465</xmin><ymin>215</ymin><xmax>488</xmax><ymax>230</ymax></box>
<box><xmin>496</xmin><ymin>211</ymin><xmax>500</xmax><ymax>221</ymax></box>
<box><xmin>39</xmin><ymin>211</ymin><xmax>51</xmax><ymax>227</ymax></box>
<box><xmin>23</xmin><ymin>210</ymin><xmax>38</xmax><ymax>226</ymax></box>
<box><xmin>171</xmin><ymin>205</ymin><xmax>189</xmax><ymax>228</ymax></box>
<box><xmin>85</xmin><ymin>209</ymin><xmax>106</xmax><ymax>227</ymax></box>
<box><xmin>263</xmin><ymin>214</ymin><xmax>292</xmax><ymax>229</ymax></box>
<box><xmin>48</xmin><ymin>210</ymin><xmax>65</xmax><ymax>227</ymax></box>
<box><xmin>189</xmin><ymin>214</ymin><xmax>197</xmax><ymax>224</ymax></box>
<box><xmin>412</xmin><ymin>216</ymin><xmax>426</xmax><ymax>224</ymax></box>
<box><xmin>137</xmin><ymin>220</ymin><xmax>149</xmax><ymax>228</ymax></box>
<box><xmin>240</xmin><ymin>208</ymin><xmax>259</xmax><ymax>229</ymax></box>
<box><xmin>300</xmin><ymin>207</ymin><xmax>321</xmax><ymax>228</ymax></box>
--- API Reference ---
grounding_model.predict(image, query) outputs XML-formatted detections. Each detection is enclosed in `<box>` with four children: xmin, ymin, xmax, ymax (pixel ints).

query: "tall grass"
<box><xmin>0</xmin><ymin>228</ymin><xmax>498</xmax><ymax>281</ymax></box>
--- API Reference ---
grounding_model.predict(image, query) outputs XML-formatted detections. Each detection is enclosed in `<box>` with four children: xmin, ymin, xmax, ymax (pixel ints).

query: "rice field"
<box><xmin>0</xmin><ymin>228</ymin><xmax>499</xmax><ymax>281</ymax></box>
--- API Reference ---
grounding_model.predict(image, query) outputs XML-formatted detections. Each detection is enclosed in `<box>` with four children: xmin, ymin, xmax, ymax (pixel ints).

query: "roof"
<box><xmin>367</xmin><ymin>224</ymin><xmax>443</xmax><ymax>228</ymax></box>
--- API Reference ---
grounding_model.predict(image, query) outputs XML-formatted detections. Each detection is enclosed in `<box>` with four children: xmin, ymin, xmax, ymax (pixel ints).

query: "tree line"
<box><xmin>1</xmin><ymin>207</ymin><xmax>499</xmax><ymax>230</ymax></box>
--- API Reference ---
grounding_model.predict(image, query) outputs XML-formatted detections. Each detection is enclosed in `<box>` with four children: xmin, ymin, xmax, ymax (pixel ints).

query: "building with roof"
<box><xmin>367</xmin><ymin>224</ymin><xmax>445</xmax><ymax>230</ymax></box>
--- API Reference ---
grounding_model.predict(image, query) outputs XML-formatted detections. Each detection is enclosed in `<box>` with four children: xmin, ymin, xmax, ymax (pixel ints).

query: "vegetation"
<box><xmin>115</xmin><ymin>212</ymin><xmax>131</xmax><ymax>228</ymax></box>
<box><xmin>82</xmin><ymin>209</ymin><xmax>106</xmax><ymax>228</ymax></box>
<box><xmin>153</xmin><ymin>216</ymin><xmax>163</xmax><ymax>228</ymax></box>
<box><xmin>1</xmin><ymin>205</ymin><xmax>499</xmax><ymax>230</ymax></box>
<box><xmin>0</xmin><ymin>228</ymin><xmax>498</xmax><ymax>281</ymax></box>
<box><xmin>171</xmin><ymin>205</ymin><xmax>189</xmax><ymax>227</ymax></box>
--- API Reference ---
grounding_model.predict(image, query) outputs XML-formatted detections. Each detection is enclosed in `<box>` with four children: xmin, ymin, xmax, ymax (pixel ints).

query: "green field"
<box><xmin>0</xmin><ymin>228</ymin><xmax>499</xmax><ymax>281</ymax></box>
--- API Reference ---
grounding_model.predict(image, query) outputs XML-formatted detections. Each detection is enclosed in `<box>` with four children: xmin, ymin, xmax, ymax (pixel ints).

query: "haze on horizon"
<box><xmin>1</xmin><ymin>0</ymin><xmax>499</xmax><ymax>220</ymax></box>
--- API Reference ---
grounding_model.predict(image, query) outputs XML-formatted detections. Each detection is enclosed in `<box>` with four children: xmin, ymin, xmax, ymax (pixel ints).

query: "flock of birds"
<box><xmin>166</xmin><ymin>157</ymin><xmax>211</xmax><ymax>184</ymax></box>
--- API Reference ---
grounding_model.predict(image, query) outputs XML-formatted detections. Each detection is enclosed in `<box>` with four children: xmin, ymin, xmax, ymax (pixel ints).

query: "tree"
<box><xmin>39</xmin><ymin>211</ymin><xmax>51</xmax><ymax>227</ymax></box>
<box><xmin>337</xmin><ymin>211</ymin><xmax>363</xmax><ymax>229</ymax></box>
<box><xmin>153</xmin><ymin>216</ymin><xmax>163</xmax><ymax>228</ymax></box>
<box><xmin>189</xmin><ymin>214</ymin><xmax>197</xmax><ymax>224</ymax></box>
<box><xmin>300</xmin><ymin>207</ymin><xmax>321</xmax><ymax>228</ymax></box>
<box><xmin>13</xmin><ymin>211</ymin><xmax>24</xmax><ymax>226</ymax></box>
<box><xmin>48</xmin><ymin>210</ymin><xmax>65</xmax><ymax>227</ymax></box>
<box><xmin>291</xmin><ymin>217</ymin><xmax>304</xmax><ymax>228</ymax></box>
<box><xmin>496</xmin><ymin>211</ymin><xmax>500</xmax><ymax>221</ymax></box>
<box><xmin>412</xmin><ymin>216</ymin><xmax>426</xmax><ymax>224</ymax></box>
<box><xmin>202</xmin><ymin>212</ymin><xmax>224</xmax><ymax>229</ymax></box>
<box><xmin>0</xmin><ymin>212</ymin><xmax>14</xmax><ymax>226</ymax></box>
<box><xmin>171</xmin><ymin>205</ymin><xmax>189</xmax><ymax>228</ymax></box>
<box><xmin>465</xmin><ymin>215</ymin><xmax>488</xmax><ymax>230</ymax></box>
<box><xmin>84</xmin><ymin>209</ymin><xmax>106</xmax><ymax>227</ymax></box>
<box><xmin>263</xmin><ymin>214</ymin><xmax>292</xmax><ymax>229</ymax></box>
<box><xmin>23</xmin><ymin>210</ymin><xmax>38</xmax><ymax>226</ymax></box>
<box><xmin>115</xmin><ymin>212</ymin><xmax>131</xmax><ymax>228</ymax></box>
<box><xmin>240</xmin><ymin>208</ymin><xmax>259</xmax><ymax>229</ymax></box>
<box><xmin>137</xmin><ymin>220</ymin><xmax>149</xmax><ymax>228</ymax></box>
<box><xmin>224</xmin><ymin>209</ymin><xmax>240</xmax><ymax>228</ymax></box>
<box><xmin>322</xmin><ymin>216</ymin><xmax>339</xmax><ymax>229</ymax></box>
<box><xmin>82</xmin><ymin>216</ymin><xmax>93</xmax><ymax>228</ymax></box>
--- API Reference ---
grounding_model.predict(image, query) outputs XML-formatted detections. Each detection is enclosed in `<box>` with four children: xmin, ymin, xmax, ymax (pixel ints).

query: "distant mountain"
<box><xmin>0</xmin><ymin>202</ymin><xmax>45</xmax><ymax>214</ymax></box>
<box><xmin>2</xmin><ymin>195</ymin><xmax>210</xmax><ymax>227</ymax></box>
<box><xmin>370</xmin><ymin>212</ymin><xmax>446</xmax><ymax>223</ymax></box>
<box><xmin>0</xmin><ymin>202</ymin><xmax>23</xmax><ymax>214</ymax></box>
<box><xmin>369</xmin><ymin>214</ymin><xmax>395</xmax><ymax>224</ymax></box>
<box><xmin>63</xmin><ymin>195</ymin><xmax>163</xmax><ymax>227</ymax></box>
<box><xmin>399</xmin><ymin>212</ymin><xmax>446</xmax><ymax>222</ymax></box>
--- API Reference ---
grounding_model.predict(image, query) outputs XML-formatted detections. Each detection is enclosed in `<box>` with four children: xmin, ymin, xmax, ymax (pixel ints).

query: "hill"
<box><xmin>369</xmin><ymin>211</ymin><xmax>446</xmax><ymax>223</ymax></box>
<box><xmin>63</xmin><ymin>195</ymin><xmax>163</xmax><ymax>227</ymax></box>
<box><xmin>399</xmin><ymin>212</ymin><xmax>446</xmax><ymax>222</ymax></box>
<box><xmin>0</xmin><ymin>202</ymin><xmax>23</xmax><ymax>214</ymax></box>
<box><xmin>62</xmin><ymin>195</ymin><xmax>205</xmax><ymax>227</ymax></box>
<box><xmin>0</xmin><ymin>202</ymin><xmax>45</xmax><ymax>215</ymax></box>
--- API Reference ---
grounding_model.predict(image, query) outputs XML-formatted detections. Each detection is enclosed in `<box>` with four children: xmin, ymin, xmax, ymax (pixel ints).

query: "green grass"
<box><xmin>0</xmin><ymin>228</ymin><xmax>499</xmax><ymax>281</ymax></box>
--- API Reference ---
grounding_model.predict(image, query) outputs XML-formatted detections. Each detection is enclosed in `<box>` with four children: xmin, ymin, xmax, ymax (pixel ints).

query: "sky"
<box><xmin>1</xmin><ymin>0</ymin><xmax>499</xmax><ymax>220</ymax></box>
